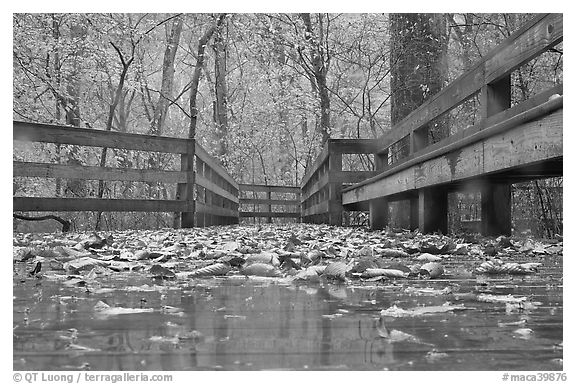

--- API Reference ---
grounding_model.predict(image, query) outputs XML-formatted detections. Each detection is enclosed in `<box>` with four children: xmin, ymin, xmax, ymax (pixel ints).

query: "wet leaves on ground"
<box><xmin>12</xmin><ymin>224</ymin><xmax>563</xmax><ymax>370</ymax></box>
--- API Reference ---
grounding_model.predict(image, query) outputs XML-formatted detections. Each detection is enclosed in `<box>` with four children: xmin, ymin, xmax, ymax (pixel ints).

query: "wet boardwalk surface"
<box><xmin>13</xmin><ymin>225</ymin><xmax>563</xmax><ymax>371</ymax></box>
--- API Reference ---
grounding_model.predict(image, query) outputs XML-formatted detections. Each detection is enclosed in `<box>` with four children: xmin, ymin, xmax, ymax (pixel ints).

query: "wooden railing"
<box><xmin>340</xmin><ymin>13</ymin><xmax>563</xmax><ymax>235</ymax></box>
<box><xmin>368</xmin><ymin>13</ymin><xmax>563</xmax><ymax>175</ymax></box>
<box><xmin>193</xmin><ymin>144</ymin><xmax>239</xmax><ymax>226</ymax></box>
<box><xmin>13</xmin><ymin>121</ymin><xmax>239</xmax><ymax>227</ymax></box>
<box><xmin>300</xmin><ymin>139</ymin><xmax>379</xmax><ymax>225</ymax></box>
<box><xmin>238</xmin><ymin>184</ymin><xmax>300</xmax><ymax>222</ymax></box>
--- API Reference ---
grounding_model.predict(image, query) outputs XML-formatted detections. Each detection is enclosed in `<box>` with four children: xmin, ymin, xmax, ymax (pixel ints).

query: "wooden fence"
<box><xmin>300</xmin><ymin>139</ymin><xmax>379</xmax><ymax>225</ymax></box>
<box><xmin>341</xmin><ymin>13</ymin><xmax>563</xmax><ymax>235</ymax></box>
<box><xmin>13</xmin><ymin>121</ymin><xmax>238</xmax><ymax>227</ymax></box>
<box><xmin>238</xmin><ymin>184</ymin><xmax>300</xmax><ymax>222</ymax></box>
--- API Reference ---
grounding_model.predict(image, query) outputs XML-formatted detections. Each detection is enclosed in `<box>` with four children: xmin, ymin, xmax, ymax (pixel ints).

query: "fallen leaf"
<box><xmin>380</xmin><ymin>303</ymin><xmax>471</xmax><ymax>317</ymax></box>
<box><xmin>380</xmin><ymin>248</ymin><xmax>409</xmax><ymax>258</ymax></box>
<box><xmin>416</xmin><ymin>253</ymin><xmax>443</xmax><ymax>262</ymax></box>
<box><xmin>63</xmin><ymin>257</ymin><xmax>108</xmax><ymax>273</ymax></box>
<box><xmin>322</xmin><ymin>261</ymin><xmax>347</xmax><ymax>281</ymax></box>
<box><xmin>362</xmin><ymin>268</ymin><xmax>408</xmax><ymax>279</ymax></box>
<box><xmin>149</xmin><ymin>264</ymin><xmax>176</xmax><ymax>279</ymax></box>
<box><xmin>191</xmin><ymin>263</ymin><xmax>231</xmax><ymax>277</ymax></box>
<box><xmin>241</xmin><ymin>263</ymin><xmax>280</xmax><ymax>277</ymax></box>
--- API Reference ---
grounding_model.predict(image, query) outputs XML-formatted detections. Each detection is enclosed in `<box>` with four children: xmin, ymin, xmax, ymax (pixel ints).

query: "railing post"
<box><xmin>411</xmin><ymin>127</ymin><xmax>428</xmax><ymax>153</ymax></box>
<box><xmin>481</xmin><ymin>183</ymin><xmax>512</xmax><ymax>236</ymax></box>
<box><xmin>418</xmin><ymin>186</ymin><xmax>448</xmax><ymax>234</ymax></box>
<box><xmin>375</xmin><ymin>149</ymin><xmax>388</xmax><ymax>171</ymax></box>
<box><xmin>479</xmin><ymin>75</ymin><xmax>512</xmax><ymax>236</ymax></box>
<box><xmin>481</xmin><ymin>75</ymin><xmax>511</xmax><ymax>119</ymax></box>
<box><xmin>179</xmin><ymin>139</ymin><xmax>196</xmax><ymax>228</ymax></box>
<box><xmin>266</xmin><ymin>187</ymin><xmax>272</xmax><ymax>224</ymax></box>
<box><xmin>328</xmin><ymin>141</ymin><xmax>343</xmax><ymax>226</ymax></box>
<box><xmin>369</xmin><ymin>197</ymin><xmax>388</xmax><ymax>230</ymax></box>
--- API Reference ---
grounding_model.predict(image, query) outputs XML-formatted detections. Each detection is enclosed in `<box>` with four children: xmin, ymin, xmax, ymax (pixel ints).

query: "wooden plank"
<box><xmin>195</xmin><ymin>174</ymin><xmax>239</xmax><ymax>204</ymax></box>
<box><xmin>301</xmin><ymin>143</ymin><xmax>330</xmax><ymax>188</ymax></box>
<box><xmin>330</xmin><ymin>139</ymin><xmax>380</xmax><ymax>154</ymax></box>
<box><xmin>413</xmin><ymin>141</ymin><xmax>484</xmax><ymax>188</ymax></box>
<box><xmin>419</xmin><ymin>187</ymin><xmax>448</xmax><ymax>234</ymax></box>
<box><xmin>195</xmin><ymin>201</ymin><xmax>239</xmax><ymax>218</ymax></box>
<box><xmin>331</xmin><ymin>171</ymin><xmax>379</xmax><ymax>184</ymax></box>
<box><xmin>301</xmin><ymin>200</ymin><xmax>329</xmax><ymax>217</ymax></box>
<box><xmin>345</xmin><ymin>96</ymin><xmax>563</xmax><ymax>195</ymax></box>
<box><xmin>485</xmin><ymin>14</ymin><xmax>563</xmax><ymax>83</ymax></box>
<box><xmin>328</xmin><ymin>151</ymin><xmax>343</xmax><ymax>225</ymax></box>
<box><xmin>13</xmin><ymin>121</ymin><xmax>189</xmax><ymax>154</ymax></box>
<box><xmin>369</xmin><ymin>197</ymin><xmax>388</xmax><ymax>230</ymax></box>
<box><xmin>13</xmin><ymin>162</ymin><xmax>186</xmax><ymax>184</ymax></box>
<box><xmin>481</xmin><ymin>75</ymin><xmax>511</xmax><ymax>119</ymax></box>
<box><xmin>239</xmin><ymin>211</ymin><xmax>300</xmax><ymax>218</ymax></box>
<box><xmin>483</xmin><ymin>108</ymin><xmax>562</xmax><ymax>174</ymax></box>
<box><xmin>178</xmin><ymin>141</ymin><xmax>196</xmax><ymax>227</ymax></box>
<box><xmin>485</xmin><ymin>84</ymin><xmax>562</xmax><ymax>127</ymax></box>
<box><xmin>343</xmin><ymin>167</ymin><xmax>415</xmax><ymax>204</ymax></box>
<box><xmin>342</xmin><ymin>107</ymin><xmax>562</xmax><ymax>205</ymax></box>
<box><xmin>238</xmin><ymin>184</ymin><xmax>301</xmax><ymax>194</ymax></box>
<box><xmin>300</xmin><ymin>171</ymin><xmax>330</xmax><ymax>202</ymax></box>
<box><xmin>481</xmin><ymin>183</ymin><xmax>512</xmax><ymax>236</ymax></box>
<box><xmin>239</xmin><ymin>198</ymin><xmax>300</xmax><ymax>206</ymax></box>
<box><xmin>375</xmin><ymin>63</ymin><xmax>487</xmax><ymax>153</ymax></box>
<box><xmin>13</xmin><ymin>197</ymin><xmax>186</xmax><ymax>212</ymax></box>
<box><xmin>194</xmin><ymin>143</ymin><xmax>238</xmax><ymax>188</ymax></box>
<box><xmin>374</xmin><ymin>14</ymin><xmax>562</xmax><ymax>155</ymax></box>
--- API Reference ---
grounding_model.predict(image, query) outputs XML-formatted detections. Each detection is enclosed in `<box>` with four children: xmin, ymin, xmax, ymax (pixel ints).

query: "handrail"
<box><xmin>239</xmin><ymin>184</ymin><xmax>301</xmax><ymax>194</ymax></box>
<box><xmin>373</xmin><ymin>13</ymin><xmax>562</xmax><ymax>154</ymax></box>
<box><xmin>238</xmin><ymin>183</ymin><xmax>300</xmax><ymax>221</ymax></box>
<box><xmin>13</xmin><ymin>121</ymin><xmax>239</xmax><ymax>227</ymax></box>
<box><xmin>13</xmin><ymin>120</ymin><xmax>190</xmax><ymax>153</ymax></box>
<box><xmin>344</xmin><ymin>95</ymin><xmax>563</xmax><ymax>192</ymax></box>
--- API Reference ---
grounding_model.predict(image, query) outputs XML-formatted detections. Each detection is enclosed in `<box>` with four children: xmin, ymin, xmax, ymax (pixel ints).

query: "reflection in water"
<box><xmin>13</xmin><ymin>268</ymin><xmax>562</xmax><ymax>371</ymax></box>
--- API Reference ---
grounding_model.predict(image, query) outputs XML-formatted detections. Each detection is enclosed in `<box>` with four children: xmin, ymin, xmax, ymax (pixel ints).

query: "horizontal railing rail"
<box><xmin>193</xmin><ymin>143</ymin><xmax>239</xmax><ymax>226</ymax></box>
<box><xmin>13</xmin><ymin>121</ymin><xmax>239</xmax><ymax>227</ymax></box>
<box><xmin>300</xmin><ymin>139</ymin><xmax>379</xmax><ymax>225</ymax></box>
<box><xmin>238</xmin><ymin>184</ymin><xmax>301</xmax><ymax>221</ymax></box>
<box><xmin>343</xmin><ymin>92</ymin><xmax>563</xmax><ymax>194</ymax></box>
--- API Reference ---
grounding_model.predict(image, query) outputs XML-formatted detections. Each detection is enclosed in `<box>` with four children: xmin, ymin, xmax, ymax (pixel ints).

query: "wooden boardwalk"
<box><xmin>300</xmin><ymin>14</ymin><xmax>563</xmax><ymax>235</ymax></box>
<box><xmin>13</xmin><ymin>14</ymin><xmax>563</xmax><ymax>237</ymax></box>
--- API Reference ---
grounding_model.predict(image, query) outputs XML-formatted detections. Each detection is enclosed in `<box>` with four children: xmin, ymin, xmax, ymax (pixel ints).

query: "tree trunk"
<box><xmin>150</xmin><ymin>15</ymin><xmax>183</xmax><ymax>136</ymax></box>
<box><xmin>144</xmin><ymin>16</ymin><xmax>183</xmax><ymax>203</ymax></box>
<box><xmin>62</xmin><ymin>20</ymin><xmax>85</xmax><ymax>198</ymax></box>
<box><xmin>300</xmin><ymin>13</ymin><xmax>331</xmax><ymax>144</ymax></box>
<box><xmin>95</xmin><ymin>42</ymin><xmax>134</xmax><ymax>230</ymax></box>
<box><xmin>390</xmin><ymin>13</ymin><xmax>448</xmax><ymax>129</ymax></box>
<box><xmin>389</xmin><ymin>13</ymin><xmax>449</xmax><ymax>229</ymax></box>
<box><xmin>188</xmin><ymin>14</ymin><xmax>226</xmax><ymax>139</ymax></box>
<box><xmin>213</xmin><ymin>17</ymin><xmax>228</xmax><ymax>160</ymax></box>
<box><xmin>52</xmin><ymin>15</ymin><xmax>62</xmax><ymax>198</ymax></box>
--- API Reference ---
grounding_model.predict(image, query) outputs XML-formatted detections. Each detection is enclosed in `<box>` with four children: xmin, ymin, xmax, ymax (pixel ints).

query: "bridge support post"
<box><xmin>179</xmin><ymin>139</ymin><xmax>196</xmax><ymax>228</ymax></box>
<box><xmin>409</xmin><ymin>196</ymin><xmax>419</xmax><ymax>230</ymax></box>
<box><xmin>369</xmin><ymin>197</ymin><xmax>388</xmax><ymax>230</ymax></box>
<box><xmin>481</xmin><ymin>183</ymin><xmax>511</xmax><ymax>236</ymax></box>
<box><xmin>266</xmin><ymin>188</ymin><xmax>272</xmax><ymax>224</ymax></box>
<box><xmin>328</xmin><ymin>148</ymin><xmax>343</xmax><ymax>226</ymax></box>
<box><xmin>419</xmin><ymin>187</ymin><xmax>448</xmax><ymax>234</ymax></box>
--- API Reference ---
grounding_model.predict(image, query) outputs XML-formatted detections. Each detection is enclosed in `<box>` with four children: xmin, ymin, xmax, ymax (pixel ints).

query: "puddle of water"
<box><xmin>13</xmin><ymin>260</ymin><xmax>562</xmax><ymax>371</ymax></box>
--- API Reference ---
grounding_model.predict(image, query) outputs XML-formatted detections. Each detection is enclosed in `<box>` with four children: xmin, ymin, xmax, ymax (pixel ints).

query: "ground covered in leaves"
<box><xmin>13</xmin><ymin>224</ymin><xmax>563</xmax><ymax>371</ymax></box>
